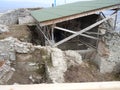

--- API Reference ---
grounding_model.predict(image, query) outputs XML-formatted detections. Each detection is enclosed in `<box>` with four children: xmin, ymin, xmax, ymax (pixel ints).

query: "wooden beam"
<box><xmin>55</xmin><ymin>26</ymin><xmax>76</xmax><ymax>34</ymax></box>
<box><xmin>85</xmin><ymin>32</ymin><xmax>103</xmax><ymax>35</ymax></box>
<box><xmin>76</xmin><ymin>49</ymin><xmax>96</xmax><ymax>54</ymax></box>
<box><xmin>39</xmin><ymin>5</ymin><xmax>120</xmax><ymax>26</ymax></box>
<box><xmin>53</xmin><ymin>14</ymin><xmax>115</xmax><ymax>47</ymax></box>
<box><xmin>54</xmin><ymin>26</ymin><xmax>99</xmax><ymax>40</ymax></box>
<box><xmin>80</xmin><ymin>34</ymin><xmax>99</xmax><ymax>40</ymax></box>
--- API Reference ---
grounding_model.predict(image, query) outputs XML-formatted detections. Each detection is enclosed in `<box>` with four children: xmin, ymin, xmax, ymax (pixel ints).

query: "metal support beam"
<box><xmin>54</xmin><ymin>26</ymin><xmax>99</xmax><ymax>40</ymax></box>
<box><xmin>36</xmin><ymin>24</ymin><xmax>53</xmax><ymax>46</ymax></box>
<box><xmin>79</xmin><ymin>40</ymin><xmax>97</xmax><ymax>49</ymax></box>
<box><xmin>114</xmin><ymin>10</ymin><xmax>118</xmax><ymax>30</ymax></box>
<box><xmin>53</xmin><ymin>14</ymin><xmax>115</xmax><ymax>47</ymax></box>
<box><xmin>100</xmin><ymin>12</ymin><xmax>113</xmax><ymax>29</ymax></box>
<box><xmin>51</xmin><ymin>24</ymin><xmax>55</xmax><ymax>45</ymax></box>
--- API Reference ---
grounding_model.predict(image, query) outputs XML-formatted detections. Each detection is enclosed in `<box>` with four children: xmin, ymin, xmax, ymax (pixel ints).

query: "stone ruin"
<box><xmin>0</xmin><ymin>8</ymin><xmax>120</xmax><ymax>84</ymax></box>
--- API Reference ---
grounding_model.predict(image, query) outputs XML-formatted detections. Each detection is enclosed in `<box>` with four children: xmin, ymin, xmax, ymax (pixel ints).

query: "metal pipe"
<box><xmin>114</xmin><ymin>10</ymin><xmax>118</xmax><ymax>30</ymax></box>
<box><xmin>54</xmin><ymin>0</ymin><xmax>56</xmax><ymax>7</ymax></box>
<box><xmin>65</xmin><ymin>0</ymin><xmax>66</xmax><ymax>4</ymax></box>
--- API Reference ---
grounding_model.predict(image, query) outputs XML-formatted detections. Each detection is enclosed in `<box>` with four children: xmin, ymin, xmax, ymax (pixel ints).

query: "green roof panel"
<box><xmin>31</xmin><ymin>0</ymin><xmax>120</xmax><ymax>22</ymax></box>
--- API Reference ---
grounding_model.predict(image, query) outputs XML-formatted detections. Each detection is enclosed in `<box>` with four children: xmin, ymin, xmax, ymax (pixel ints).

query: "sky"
<box><xmin>0</xmin><ymin>0</ymin><xmax>92</xmax><ymax>10</ymax></box>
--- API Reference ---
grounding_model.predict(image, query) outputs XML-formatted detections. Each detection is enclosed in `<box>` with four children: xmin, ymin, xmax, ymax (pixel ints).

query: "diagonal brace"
<box><xmin>53</xmin><ymin>14</ymin><xmax>115</xmax><ymax>47</ymax></box>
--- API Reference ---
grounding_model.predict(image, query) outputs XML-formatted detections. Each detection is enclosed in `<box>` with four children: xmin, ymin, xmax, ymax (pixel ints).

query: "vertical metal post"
<box><xmin>54</xmin><ymin>0</ymin><xmax>56</xmax><ymax>7</ymax></box>
<box><xmin>65</xmin><ymin>0</ymin><xmax>66</xmax><ymax>4</ymax></box>
<box><xmin>114</xmin><ymin>10</ymin><xmax>118</xmax><ymax>30</ymax></box>
<box><xmin>100</xmin><ymin>12</ymin><xmax>113</xmax><ymax>30</ymax></box>
<box><xmin>51</xmin><ymin>24</ymin><xmax>55</xmax><ymax>45</ymax></box>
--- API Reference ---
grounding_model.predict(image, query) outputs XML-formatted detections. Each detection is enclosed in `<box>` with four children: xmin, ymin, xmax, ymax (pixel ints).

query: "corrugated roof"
<box><xmin>31</xmin><ymin>0</ymin><xmax>120</xmax><ymax>23</ymax></box>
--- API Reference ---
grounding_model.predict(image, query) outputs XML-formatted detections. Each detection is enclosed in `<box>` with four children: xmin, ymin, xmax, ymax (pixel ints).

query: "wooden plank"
<box><xmin>85</xmin><ymin>32</ymin><xmax>103</xmax><ymax>35</ymax></box>
<box><xmin>76</xmin><ymin>49</ymin><xmax>96</xmax><ymax>54</ymax></box>
<box><xmin>39</xmin><ymin>5</ymin><xmax>120</xmax><ymax>26</ymax></box>
<box><xmin>53</xmin><ymin>14</ymin><xmax>115</xmax><ymax>47</ymax></box>
<box><xmin>55</xmin><ymin>26</ymin><xmax>76</xmax><ymax>34</ymax></box>
<box><xmin>80</xmin><ymin>34</ymin><xmax>99</xmax><ymax>40</ymax></box>
<box><xmin>0</xmin><ymin>82</ymin><xmax>120</xmax><ymax>90</ymax></box>
<box><xmin>55</xmin><ymin>26</ymin><xmax>99</xmax><ymax>40</ymax></box>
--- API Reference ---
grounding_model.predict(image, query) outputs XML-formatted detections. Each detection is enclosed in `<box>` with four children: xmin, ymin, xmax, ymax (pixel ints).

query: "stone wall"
<box><xmin>0</xmin><ymin>37</ymin><xmax>83</xmax><ymax>84</ymax></box>
<box><xmin>0</xmin><ymin>9</ymin><xmax>35</xmax><ymax>25</ymax></box>
<box><xmin>94</xmin><ymin>32</ymin><xmax>120</xmax><ymax>73</ymax></box>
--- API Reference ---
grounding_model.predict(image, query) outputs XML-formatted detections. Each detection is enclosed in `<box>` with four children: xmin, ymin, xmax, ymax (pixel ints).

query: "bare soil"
<box><xmin>64</xmin><ymin>61</ymin><xmax>119</xmax><ymax>83</ymax></box>
<box><xmin>0</xmin><ymin>25</ymin><xmax>31</xmax><ymax>42</ymax></box>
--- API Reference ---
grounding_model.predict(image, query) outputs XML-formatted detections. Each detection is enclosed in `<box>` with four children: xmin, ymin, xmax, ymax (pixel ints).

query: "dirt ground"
<box><xmin>8</xmin><ymin>61</ymin><xmax>120</xmax><ymax>84</ymax></box>
<box><xmin>0</xmin><ymin>25</ymin><xmax>31</xmax><ymax>42</ymax></box>
<box><xmin>64</xmin><ymin>61</ymin><xmax>120</xmax><ymax>83</ymax></box>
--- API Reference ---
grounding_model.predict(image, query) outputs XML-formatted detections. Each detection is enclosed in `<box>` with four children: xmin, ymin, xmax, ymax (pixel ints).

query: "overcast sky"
<box><xmin>0</xmin><ymin>0</ymin><xmax>92</xmax><ymax>9</ymax></box>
